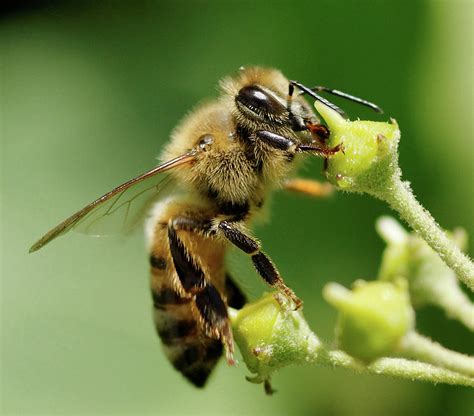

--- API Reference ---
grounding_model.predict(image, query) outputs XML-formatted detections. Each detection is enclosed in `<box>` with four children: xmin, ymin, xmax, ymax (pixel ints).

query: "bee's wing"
<box><xmin>72</xmin><ymin>170</ymin><xmax>174</xmax><ymax>237</ymax></box>
<box><xmin>29</xmin><ymin>150</ymin><xmax>196</xmax><ymax>253</ymax></box>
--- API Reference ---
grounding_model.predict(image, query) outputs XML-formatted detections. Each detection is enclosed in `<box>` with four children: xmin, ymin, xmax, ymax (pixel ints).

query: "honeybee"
<box><xmin>30</xmin><ymin>67</ymin><xmax>381</xmax><ymax>388</ymax></box>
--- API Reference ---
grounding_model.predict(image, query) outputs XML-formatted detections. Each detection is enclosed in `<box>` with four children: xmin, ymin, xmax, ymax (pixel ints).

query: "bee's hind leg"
<box><xmin>167</xmin><ymin>221</ymin><xmax>235</xmax><ymax>364</ymax></box>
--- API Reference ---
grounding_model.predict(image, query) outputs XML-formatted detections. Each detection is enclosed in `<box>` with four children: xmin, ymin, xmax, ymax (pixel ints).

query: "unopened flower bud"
<box><xmin>231</xmin><ymin>293</ymin><xmax>320</xmax><ymax>385</ymax></box>
<box><xmin>323</xmin><ymin>280</ymin><xmax>415</xmax><ymax>362</ymax></box>
<box><xmin>315</xmin><ymin>101</ymin><xmax>400</xmax><ymax>195</ymax></box>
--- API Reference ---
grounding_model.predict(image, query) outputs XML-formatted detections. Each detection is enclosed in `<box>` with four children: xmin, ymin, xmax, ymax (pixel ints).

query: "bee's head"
<box><xmin>222</xmin><ymin>66</ymin><xmax>382</xmax><ymax>139</ymax></box>
<box><xmin>235</xmin><ymin>83</ymin><xmax>316</xmax><ymax>133</ymax></box>
<box><xmin>235</xmin><ymin>84</ymin><xmax>287</xmax><ymax>125</ymax></box>
<box><xmin>221</xmin><ymin>67</ymin><xmax>317</xmax><ymax>134</ymax></box>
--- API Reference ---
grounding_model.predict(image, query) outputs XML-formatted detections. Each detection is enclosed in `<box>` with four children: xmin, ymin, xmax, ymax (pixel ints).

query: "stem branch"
<box><xmin>313</xmin><ymin>346</ymin><xmax>474</xmax><ymax>387</ymax></box>
<box><xmin>401</xmin><ymin>332</ymin><xmax>474</xmax><ymax>377</ymax></box>
<box><xmin>374</xmin><ymin>177</ymin><xmax>474</xmax><ymax>290</ymax></box>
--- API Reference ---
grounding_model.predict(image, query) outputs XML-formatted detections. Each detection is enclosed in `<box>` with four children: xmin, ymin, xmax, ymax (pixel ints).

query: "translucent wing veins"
<box><xmin>29</xmin><ymin>150</ymin><xmax>196</xmax><ymax>253</ymax></box>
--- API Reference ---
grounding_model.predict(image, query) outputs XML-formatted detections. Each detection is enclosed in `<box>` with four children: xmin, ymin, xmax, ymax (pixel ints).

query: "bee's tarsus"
<box><xmin>298</xmin><ymin>143</ymin><xmax>342</xmax><ymax>158</ymax></box>
<box><xmin>306</xmin><ymin>121</ymin><xmax>330</xmax><ymax>142</ymax></box>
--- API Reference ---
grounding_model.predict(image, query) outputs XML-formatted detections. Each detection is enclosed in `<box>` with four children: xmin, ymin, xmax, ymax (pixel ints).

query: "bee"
<box><xmin>30</xmin><ymin>67</ymin><xmax>381</xmax><ymax>388</ymax></box>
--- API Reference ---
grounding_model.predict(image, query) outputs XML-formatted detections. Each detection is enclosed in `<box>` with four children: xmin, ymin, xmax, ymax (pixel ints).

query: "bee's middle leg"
<box><xmin>217</xmin><ymin>221</ymin><xmax>302</xmax><ymax>309</ymax></box>
<box><xmin>283</xmin><ymin>178</ymin><xmax>333</xmax><ymax>198</ymax></box>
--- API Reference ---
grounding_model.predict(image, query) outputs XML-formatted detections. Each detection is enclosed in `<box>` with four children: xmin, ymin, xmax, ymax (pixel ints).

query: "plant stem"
<box><xmin>400</xmin><ymin>332</ymin><xmax>474</xmax><ymax>377</ymax></box>
<box><xmin>313</xmin><ymin>347</ymin><xmax>474</xmax><ymax>388</ymax></box>
<box><xmin>232</xmin><ymin>293</ymin><xmax>474</xmax><ymax>389</ymax></box>
<box><xmin>374</xmin><ymin>177</ymin><xmax>474</xmax><ymax>291</ymax></box>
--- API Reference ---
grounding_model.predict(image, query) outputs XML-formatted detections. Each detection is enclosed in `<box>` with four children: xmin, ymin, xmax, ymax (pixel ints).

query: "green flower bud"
<box><xmin>323</xmin><ymin>280</ymin><xmax>415</xmax><ymax>362</ymax></box>
<box><xmin>377</xmin><ymin>216</ymin><xmax>468</xmax><ymax>294</ymax></box>
<box><xmin>231</xmin><ymin>292</ymin><xmax>320</xmax><ymax>386</ymax></box>
<box><xmin>315</xmin><ymin>101</ymin><xmax>400</xmax><ymax>194</ymax></box>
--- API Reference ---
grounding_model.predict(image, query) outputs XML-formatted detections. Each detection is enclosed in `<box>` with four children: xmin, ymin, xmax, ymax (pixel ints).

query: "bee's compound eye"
<box><xmin>236</xmin><ymin>85</ymin><xmax>286</xmax><ymax>116</ymax></box>
<box><xmin>198</xmin><ymin>134</ymin><xmax>214</xmax><ymax>151</ymax></box>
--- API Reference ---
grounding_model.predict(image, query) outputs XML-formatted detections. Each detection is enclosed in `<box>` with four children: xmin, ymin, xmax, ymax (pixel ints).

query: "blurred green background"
<box><xmin>1</xmin><ymin>1</ymin><xmax>473</xmax><ymax>415</ymax></box>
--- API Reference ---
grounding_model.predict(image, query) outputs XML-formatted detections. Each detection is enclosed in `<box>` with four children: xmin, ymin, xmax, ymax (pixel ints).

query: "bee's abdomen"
<box><xmin>152</xmin><ymin>283</ymin><xmax>223</xmax><ymax>387</ymax></box>
<box><xmin>146</xmin><ymin>199</ymin><xmax>228</xmax><ymax>388</ymax></box>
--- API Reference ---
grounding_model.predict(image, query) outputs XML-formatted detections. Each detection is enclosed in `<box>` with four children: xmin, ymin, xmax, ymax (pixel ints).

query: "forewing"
<box><xmin>72</xmin><ymin>172</ymin><xmax>174</xmax><ymax>236</ymax></box>
<box><xmin>29</xmin><ymin>151</ymin><xmax>196</xmax><ymax>253</ymax></box>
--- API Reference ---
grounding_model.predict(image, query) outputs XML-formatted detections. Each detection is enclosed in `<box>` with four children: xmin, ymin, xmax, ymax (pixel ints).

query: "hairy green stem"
<box><xmin>232</xmin><ymin>293</ymin><xmax>474</xmax><ymax>389</ymax></box>
<box><xmin>373</xmin><ymin>177</ymin><xmax>474</xmax><ymax>291</ymax></box>
<box><xmin>401</xmin><ymin>332</ymin><xmax>474</xmax><ymax>377</ymax></box>
<box><xmin>313</xmin><ymin>347</ymin><xmax>474</xmax><ymax>387</ymax></box>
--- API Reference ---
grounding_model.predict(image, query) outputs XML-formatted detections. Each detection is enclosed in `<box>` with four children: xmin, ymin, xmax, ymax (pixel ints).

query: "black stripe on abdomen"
<box><xmin>151</xmin><ymin>287</ymin><xmax>191</xmax><ymax>309</ymax></box>
<box><xmin>150</xmin><ymin>255</ymin><xmax>167</xmax><ymax>270</ymax></box>
<box><xmin>156</xmin><ymin>317</ymin><xmax>197</xmax><ymax>345</ymax></box>
<box><xmin>171</xmin><ymin>339</ymin><xmax>223</xmax><ymax>387</ymax></box>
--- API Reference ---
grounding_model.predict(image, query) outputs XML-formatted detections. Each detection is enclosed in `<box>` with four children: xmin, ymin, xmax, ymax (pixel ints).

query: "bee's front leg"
<box><xmin>256</xmin><ymin>130</ymin><xmax>297</xmax><ymax>152</ymax></box>
<box><xmin>256</xmin><ymin>130</ymin><xmax>342</xmax><ymax>158</ymax></box>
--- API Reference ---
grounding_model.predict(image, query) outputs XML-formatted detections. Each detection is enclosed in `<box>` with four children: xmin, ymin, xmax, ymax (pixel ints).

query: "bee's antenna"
<box><xmin>290</xmin><ymin>81</ymin><xmax>383</xmax><ymax>114</ymax></box>
<box><xmin>290</xmin><ymin>80</ymin><xmax>347</xmax><ymax>117</ymax></box>
<box><xmin>309</xmin><ymin>86</ymin><xmax>383</xmax><ymax>114</ymax></box>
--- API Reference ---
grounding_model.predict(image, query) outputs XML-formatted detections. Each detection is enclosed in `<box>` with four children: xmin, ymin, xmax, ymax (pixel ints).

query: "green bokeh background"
<box><xmin>1</xmin><ymin>1</ymin><xmax>473</xmax><ymax>415</ymax></box>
